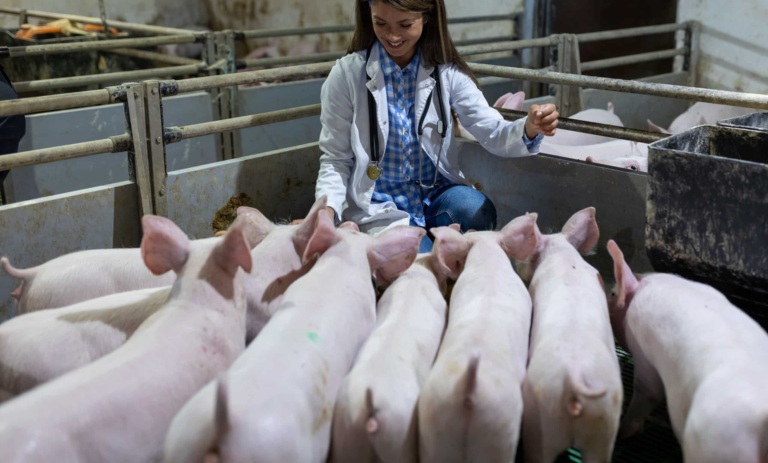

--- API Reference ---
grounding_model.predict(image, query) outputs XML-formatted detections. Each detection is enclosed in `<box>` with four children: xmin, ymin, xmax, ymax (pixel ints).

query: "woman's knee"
<box><xmin>427</xmin><ymin>186</ymin><xmax>497</xmax><ymax>232</ymax></box>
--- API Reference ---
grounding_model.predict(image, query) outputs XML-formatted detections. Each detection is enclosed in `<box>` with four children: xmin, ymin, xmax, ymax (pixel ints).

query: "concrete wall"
<box><xmin>678</xmin><ymin>1</ymin><xmax>768</xmax><ymax>93</ymax></box>
<box><xmin>0</xmin><ymin>0</ymin><xmax>209</xmax><ymax>29</ymax></box>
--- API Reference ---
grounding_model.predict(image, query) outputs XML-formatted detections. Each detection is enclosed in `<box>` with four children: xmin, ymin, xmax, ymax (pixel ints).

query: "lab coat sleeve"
<box><xmin>316</xmin><ymin>61</ymin><xmax>356</xmax><ymax>217</ymax></box>
<box><xmin>448</xmin><ymin>67</ymin><xmax>537</xmax><ymax>158</ymax></box>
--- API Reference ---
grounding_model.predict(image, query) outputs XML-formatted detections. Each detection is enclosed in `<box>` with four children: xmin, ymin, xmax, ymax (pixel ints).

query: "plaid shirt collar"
<box><xmin>378</xmin><ymin>41</ymin><xmax>421</xmax><ymax>79</ymax></box>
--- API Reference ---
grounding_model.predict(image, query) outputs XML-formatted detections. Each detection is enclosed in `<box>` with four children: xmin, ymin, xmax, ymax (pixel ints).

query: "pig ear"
<box><xmin>431</xmin><ymin>226</ymin><xmax>469</xmax><ymax>279</ymax></box>
<box><xmin>493</xmin><ymin>92</ymin><xmax>511</xmax><ymax>108</ymax></box>
<box><xmin>561</xmin><ymin>207</ymin><xmax>600</xmax><ymax>254</ymax></box>
<box><xmin>607</xmin><ymin>240</ymin><xmax>638</xmax><ymax>310</ymax></box>
<box><xmin>510</xmin><ymin>91</ymin><xmax>525</xmax><ymax>111</ymax></box>
<box><xmin>212</xmin><ymin>223</ymin><xmax>253</xmax><ymax>276</ymax></box>
<box><xmin>647</xmin><ymin>119</ymin><xmax>670</xmax><ymax>134</ymax></box>
<box><xmin>499</xmin><ymin>213</ymin><xmax>539</xmax><ymax>261</ymax></box>
<box><xmin>369</xmin><ymin>226</ymin><xmax>426</xmax><ymax>285</ymax></box>
<box><xmin>234</xmin><ymin>206</ymin><xmax>274</xmax><ymax>249</ymax></box>
<box><xmin>293</xmin><ymin>196</ymin><xmax>328</xmax><ymax>256</ymax></box>
<box><xmin>141</xmin><ymin>215</ymin><xmax>191</xmax><ymax>275</ymax></box>
<box><xmin>302</xmin><ymin>211</ymin><xmax>339</xmax><ymax>264</ymax></box>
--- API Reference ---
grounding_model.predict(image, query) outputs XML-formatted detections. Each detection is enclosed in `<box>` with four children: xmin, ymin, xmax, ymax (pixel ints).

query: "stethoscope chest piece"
<box><xmin>366</xmin><ymin>162</ymin><xmax>382</xmax><ymax>181</ymax></box>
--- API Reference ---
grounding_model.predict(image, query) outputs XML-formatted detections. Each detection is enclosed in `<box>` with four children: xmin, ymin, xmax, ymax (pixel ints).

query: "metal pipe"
<box><xmin>0</xmin><ymin>134</ymin><xmax>132</xmax><ymax>170</ymax></box>
<box><xmin>240</xmin><ymin>25</ymin><xmax>353</xmax><ymax>39</ymax></box>
<box><xmin>497</xmin><ymin>109</ymin><xmax>666</xmax><ymax>144</ymax></box>
<box><xmin>237</xmin><ymin>12</ymin><xmax>521</xmax><ymax>40</ymax></box>
<box><xmin>0</xmin><ymin>7</ymin><xmax>198</xmax><ymax>36</ymax></box>
<box><xmin>107</xmin><ymin>47</ymin><xmax>201</xmax><ymax>66</ymax></box>
<box><xmin>173</xmin><ymin>61</ymin><xmax>335</xmax><ymax>93</ymax></box>
<box><xmin>238</xmin><ymin>38</ymin><xmax>556</xmax><ymax>69</ymax></box>
<box><xmin>446</xmin><ymin>12</ymin><xmax>522</xmax><ymax>24</ymax></box>
<box><xmin>239</xmin><ymin>52</ymin><xmax>343</xmax><ymax>69</ymax></box>
<box><xmin>13</xmin><ymin>64</ymin><xmax>203</xmax><ymax>93</ymax></box>
<box><xmin>577</xmin><ymin>22</ymin><xmax>685</xmax><ymax>43</ymax></box>
<box><xmin>239</xmin><ymin>36</ymin><xmax>556</xmax><ymax>67</ymax></box>
<box><xmin>454</xmin><ymin>35</ymin><xmax>520</xmax><ymax>47</ymax></box>
<box><xmin>0</xmin><ymin>88</ymin><xmax>119</xmax><ymax>117</ymax></box>
<box><xmin>457</xmin><ymin>37</ymin><xmax>558</xmax><ymax>56</ymax></box>
<box><xmin>2</xmin><ymin>34</ymin><xmax>197</xmax><ymax>58</ymax></box>
<box><xmin>165</xmin><ymin>104</ymin><xmax>321</xmax><ymax>142</ymax></box>
<box><xmin>467</xmin><ymin>63</ymin><xmax>768</xmax><ymax>109</ymax></box>
<box><xmin>580</xmin><ymin>48</ymin><xmax>686</xmax><ymax>72</ymax></box>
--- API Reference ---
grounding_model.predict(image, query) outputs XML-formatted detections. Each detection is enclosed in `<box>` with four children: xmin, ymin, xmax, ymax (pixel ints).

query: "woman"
<box><xmin>315</xmin><ymin>0</ymin><xmax>558</xmax><ymax>251</ymax></box>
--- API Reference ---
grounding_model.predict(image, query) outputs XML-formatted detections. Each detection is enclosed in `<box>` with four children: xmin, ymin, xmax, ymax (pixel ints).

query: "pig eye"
<box><xmin>629</xmin><ymin>165</ymin><xmax>637</xmax><ymax>171</ymax></box>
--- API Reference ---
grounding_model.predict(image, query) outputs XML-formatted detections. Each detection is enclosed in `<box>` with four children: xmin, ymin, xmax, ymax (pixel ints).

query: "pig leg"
<box><xmin>164</xmin><ymin>383</ymin><xmax>217</xmax><ymax>463</ymax></box>
<box><xmin>521</xmin><ymin>379</ymin><xmax>568</xmax><ymax>463</ymax></box>
<box><xmin>618</xmin><ymin>350</ymin><xmax>664</xmax><ymax>439</ymax></box>
<box><xmin>682</xmin><ymin>396</ymin><xmax>768</xmax><ymax>463</ymax></box>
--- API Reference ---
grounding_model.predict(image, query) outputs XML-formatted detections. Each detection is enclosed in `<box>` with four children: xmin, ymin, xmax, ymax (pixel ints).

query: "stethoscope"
<box><xmin>365</xmin><ymin>42</ymin><xmax>448</xmax><ymax>188</ymax></box>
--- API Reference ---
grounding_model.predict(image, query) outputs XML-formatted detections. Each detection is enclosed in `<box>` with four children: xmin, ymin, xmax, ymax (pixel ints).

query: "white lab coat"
<box><xmin>316</xmin><ymin>47</ymin><xmax>537</xmax><ymax>234</ymax></box>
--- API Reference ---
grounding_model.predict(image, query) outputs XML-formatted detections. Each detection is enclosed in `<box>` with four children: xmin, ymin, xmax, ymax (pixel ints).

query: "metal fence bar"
<box><xmin>458</xmin><ymin>36</ymin><xmax>559</xmax><ymax>55</ymax></box>
<box><xmin>173</xmin><ymin>61</ymin><xmax>335</xmax><ymax>94</ymax></box>
<box><xmin>0</xmin><ymin>7</ymin><xmax>197</xmax><ymax>36</ymax></box>
<box><xmin>497</xmin><ymin>109</ymin><xmax>666</xmax><ymax>144</ymax></box>
<box><xmin>580</xmin><ymin>48</ymin><xmax>686</xmax><ymax>72</ymax></box>
<box><xmin>239</xmin><ymin>52</ymin><xmax>343</xmax><ymax>68</ymax></box>
<box><xmin>446</xmin><ymin>12</ymin><xmax>522</xmax><ymax>24</ymax></box>
<box><xmin>238</xmin><ymin>12</ymin><xmax>522</xmax><ymax>39</ymax></box>
<box><xmin>455</xmin><ymin>35</ymin><xmax>520</xmax><ymax>47</ymax></box>
<box><xmin>165</xmin><ymin>104</ymin><xmax>321</xmax><ymax>142</ymax></box>
<box><xmin>577</xmin><ymin>22</ymin><xmax>686</xmax><ymax>43</ymax></box>
<box><xmin>0</xmin><ymin>89</ymin><xmax>119</xmax><ymax>117</ymax></box>
<box><xmin>1</xmin><ymin>34</ymin><xmax>198</xmax><ymax>58</ymax></box>
<box><xmin>0</xmin><ymin>135</ymin><xmax>131</xmax><ymax>170</ymax></box>
<box><xmin>107</xmin><ymin>47</ymin><xmax>201</xmax><ymax>66</ymax></box>
<box><xmin>238</xmin><ymin>38</ymin><xmax>557</xmax><ymax>69</ymax></box>
<box><xmin>467</xmin><ymin>62</ymin><xmax>768</xmax><ymax>109</ymax></box>
<box><xmin>13</xmin><ymin>64</ymin><xmax>204</xmax><ymax>93</ymax></box>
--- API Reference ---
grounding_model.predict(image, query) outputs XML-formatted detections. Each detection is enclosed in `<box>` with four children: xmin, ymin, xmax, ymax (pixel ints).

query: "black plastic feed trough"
<box><xmin>646</xmin><ymin>122</ymin><xmax>768</xmax><ymax>320</ymax></box>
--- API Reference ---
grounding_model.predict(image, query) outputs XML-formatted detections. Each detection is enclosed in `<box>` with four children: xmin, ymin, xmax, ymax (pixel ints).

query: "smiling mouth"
<box><xmin>387</xmin><ymin>41</ymin><xmax>404</xmax><ymax>49</ymax></box>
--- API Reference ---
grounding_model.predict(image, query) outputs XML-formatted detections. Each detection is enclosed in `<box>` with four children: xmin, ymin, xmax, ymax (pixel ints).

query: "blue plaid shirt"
<box><xmin>371</xmin><ymin>43</ymin><xmax>452</xmax><ymax>227</ymax></box>
<box><xmin>370</xmin><ymin>41</ymin><xmax>541</xmax><ymax>227</ymax></box>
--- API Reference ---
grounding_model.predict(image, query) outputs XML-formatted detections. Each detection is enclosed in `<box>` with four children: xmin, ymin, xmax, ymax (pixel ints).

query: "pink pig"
<box><xmin>0</xmin><ymin>200</ymin><xmax>327</xmax><ymax>401</ymax></box>
<box><xmin>0</xmin><ymin>212</ymin><xmax>257</xmax><ymax>463</ymax></box>
<box><xmin>517</xmin><ymin>207</ymin><xmax>623</xmax><ymax>463</ymax></box>
<box><xmin>607</xmin><ymin>240</ymin><xmax>768</xmax><ymax>463</ymax></box>
<box><xmin>550</xmin><ymin>102</ymin><xmax>624</xmax><ymax>146</ymax></box>
<box><xmin>329</xmin><ymin>244</ymin><xmax>460</xmax><ymax>463</ymax></box>
<box><xmin>163</xmin><ymin>208</ymin><xmax>425</xmax><ymax>463</ymax></box>
<box><xmin>418</xmin><ymin>214</ymin><xmax>538</xmax><ymax>463</ymax></box>
<box><xmin>2</xmin><ymin>249</ymin><xmax>178</xmax><ymax>314</ymax></box>
<box><xmin>647</xmin><ymin>102</ymin><xmax>754</xmax><ymax>135</ymax></box>
<box><xmin>455</xmin><ymin>91</ymin><xmax>525</xmax><ymax>141</ymax></box>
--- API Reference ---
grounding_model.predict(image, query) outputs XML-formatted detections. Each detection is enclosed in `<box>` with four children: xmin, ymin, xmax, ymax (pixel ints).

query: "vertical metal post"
<box><xmin>555</xmin><ymin>34</ymin><xmax>583</xmax><ymax>117</ymax></box>
<box><xmin>685</xmin><ymin>20</ymin><xmax>702</xmax><ymax>88</ymax></box>
<box><xmin>215</xmin><ymin>30</ymin><xmax>240</xmax><ymax>159</ymax></box>
<box><xmin>144</xmin><ymin>81</ymin><xmax>168</xmax><ymax>217</ymax></box>
<box><xmin>126</xmin><ymin>83</ymin><xmax>155</xmax><ymax>216</ymax></box>
<box><xmin>202</xmin><ymin>31</ymin><xmax>227</xmax><ymax>161</ymax></box>
<box><xmin>18</xmin><ymin>9</ymin><xmax>28</xmax><ymax>27</ymax></box>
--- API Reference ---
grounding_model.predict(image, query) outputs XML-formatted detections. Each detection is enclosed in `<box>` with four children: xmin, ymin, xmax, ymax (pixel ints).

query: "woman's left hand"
<box><xmin>525</xmin><ymin>103</ymin><xmax>559</xmax><ymax>139</ymax></box>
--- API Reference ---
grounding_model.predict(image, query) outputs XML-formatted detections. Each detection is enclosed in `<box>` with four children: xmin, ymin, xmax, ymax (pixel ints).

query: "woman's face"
<box><xmin>370</xmin><ymin>1</ymin><xmax>424</xmax><ymax>68</ymax></box>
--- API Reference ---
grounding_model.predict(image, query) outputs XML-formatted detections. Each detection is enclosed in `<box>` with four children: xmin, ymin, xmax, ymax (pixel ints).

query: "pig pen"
<box><xmin>1</xmin><ymin>22</ymin><xmax>768</xmax><ymax>463</ymax></box>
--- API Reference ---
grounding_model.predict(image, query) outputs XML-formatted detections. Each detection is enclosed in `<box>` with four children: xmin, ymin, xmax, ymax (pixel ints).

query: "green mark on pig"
<box><xmin>307</xmin><ymin>331</ymin><xmax>320</xmax><ymax>343</ymax></box>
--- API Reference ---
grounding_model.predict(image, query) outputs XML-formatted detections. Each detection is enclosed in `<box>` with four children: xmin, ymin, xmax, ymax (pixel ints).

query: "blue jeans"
<box><xmin>415</xmin><ymin>185</ymin><xmax>497</xmax><ymax>253</ymax></box>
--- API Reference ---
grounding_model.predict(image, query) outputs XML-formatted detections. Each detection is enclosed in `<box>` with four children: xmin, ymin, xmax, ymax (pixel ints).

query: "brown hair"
<box><xmin>347</xmin><ymin>0</ymin><xmax>477</xmax><ymax>84</ymax></box>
